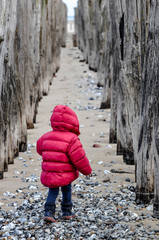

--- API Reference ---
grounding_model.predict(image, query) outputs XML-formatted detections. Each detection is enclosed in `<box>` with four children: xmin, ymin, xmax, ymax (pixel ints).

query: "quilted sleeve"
<box><xmin>67</xmin><ymin>136</ymin><xmax>92</xmax><ymax>175</ymax></box>
<box><xmin>36</xmin><ymin>136</ymin><xmax>43</xmax><ymax>156</ymax></box>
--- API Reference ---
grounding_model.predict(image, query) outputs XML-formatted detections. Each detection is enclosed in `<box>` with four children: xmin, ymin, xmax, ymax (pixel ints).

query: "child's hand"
<box><xmin>86</xmin><ymin>173</ymin><xmax>93</xmax><ymax>179</ymax></box>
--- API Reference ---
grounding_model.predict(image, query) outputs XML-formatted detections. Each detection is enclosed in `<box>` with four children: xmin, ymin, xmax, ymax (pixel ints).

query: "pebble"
<box><xmin>28</xmin><ymin>184</ymin><xmax>38</xmax><ymax>190</ymax></box>
<box><xmin>92</xmin><ymin>144</ymin><xmax>102</xmax><ymax>148</ymax></box>
<box><xmin>146</xmin><ymin>205</ymin><xmax>153</xmax><ymax>211</ymax></box>
<box><xmin>98</xmin><ymin>161</ymin><xmax>103</xmax><ymax>165</ymax></box>
<box><xmin>104</xmin><ymin>170</ymin><xmax>111</xmax><ymax>174</ymax></box>
<box><xmin>103</xmin><ymin>177</ymin><xmax>111</xmax><ymax>183</ymax></box>
<box><xmin>0</xmin><ymin>181</ymin><xmax>158</xmax><ymax>240</ymax></box>
<box><xmin>105</xmin><ymin>144</ymin><xmax>112</xmax><ymax>149</ymax></box>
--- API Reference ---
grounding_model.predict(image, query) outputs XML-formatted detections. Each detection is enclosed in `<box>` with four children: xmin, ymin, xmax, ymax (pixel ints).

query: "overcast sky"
<box><xmin>62</xmin><ymin>0</ymin><xmax>78</xmax><ymax>17</ymax></box>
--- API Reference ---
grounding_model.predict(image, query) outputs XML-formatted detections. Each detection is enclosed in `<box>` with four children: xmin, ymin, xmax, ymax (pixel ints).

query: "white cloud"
<box><xmin>62</xmin><ymin>0</ymin><xmax>78</xmax><ymax>17</ymax></box>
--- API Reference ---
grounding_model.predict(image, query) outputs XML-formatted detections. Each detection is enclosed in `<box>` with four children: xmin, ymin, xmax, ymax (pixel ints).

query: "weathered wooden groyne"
<box><xmin>75</xmin><ymin>0</ymin><xmax>159</xmax><ymax>218</ymax></box>
<box><xmin>0</xmin><ymin>0</ymin><xmax>67</xmax><ymax>179</ymax></box>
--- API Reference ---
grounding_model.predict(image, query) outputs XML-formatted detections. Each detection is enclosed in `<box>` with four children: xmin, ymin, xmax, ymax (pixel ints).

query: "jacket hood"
<box><xmin>50</xmin><ymin>105</ymin><xmax>80</xmax><ymax>136</ymax></box>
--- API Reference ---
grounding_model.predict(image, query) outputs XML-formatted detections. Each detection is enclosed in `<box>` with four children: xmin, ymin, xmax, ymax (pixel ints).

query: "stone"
<box><xmin>92</xmin><ymin>144</ymin><xmax>102</xmax><ymax>148</ymax></box>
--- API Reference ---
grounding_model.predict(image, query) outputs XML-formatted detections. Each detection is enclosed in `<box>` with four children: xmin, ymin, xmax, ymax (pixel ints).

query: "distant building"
<box><xmin>67</xmin><ymin>16</ymin><xmax>75</xmax><ymax>33</ymax></box>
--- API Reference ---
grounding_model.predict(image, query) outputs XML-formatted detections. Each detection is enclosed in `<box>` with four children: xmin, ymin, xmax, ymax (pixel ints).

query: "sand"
<box><xmin>0</xmin><ymin>34</ymin><xmax>158</xmax><ymax>231</ymax></box>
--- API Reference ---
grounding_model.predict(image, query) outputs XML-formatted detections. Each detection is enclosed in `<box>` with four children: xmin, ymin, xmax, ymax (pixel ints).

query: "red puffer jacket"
<box><xmin>36</xmin><ymin>105</ymin><xmax>92</xmax><ymax>188</ymax></box>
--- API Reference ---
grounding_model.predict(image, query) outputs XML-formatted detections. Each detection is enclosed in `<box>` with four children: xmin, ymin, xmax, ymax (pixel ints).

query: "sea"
<box><xmin>68</xmin><ymin>16</ymin><xmax>74</xmax><ymax>20</ymax></box>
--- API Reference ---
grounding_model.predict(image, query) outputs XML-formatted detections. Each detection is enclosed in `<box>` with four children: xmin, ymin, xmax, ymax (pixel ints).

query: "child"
<box><xmin>36</xmin><ymin>105</ymin><xmax>92</xmax><ymax>222</ymax></box>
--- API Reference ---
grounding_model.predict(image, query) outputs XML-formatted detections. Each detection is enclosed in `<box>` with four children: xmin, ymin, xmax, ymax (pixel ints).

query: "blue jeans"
<box><xmin>45</xmin><ymin>183</ymin><xmax>72</xmax><ymax>216</ymax></box>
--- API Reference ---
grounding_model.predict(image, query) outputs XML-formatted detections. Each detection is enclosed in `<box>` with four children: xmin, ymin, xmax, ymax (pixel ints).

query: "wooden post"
<box><xmin>153</xmin><ymin>28</ymin><xmax>159</xmax><ymax>217</ymax></box>
<box><xmin>0</xmin><ymin>0</ymin><xmax>67</xmax><ymax>179</ymax></box>
<box><xmin>153</xmin><ymin>107</ymin><xmax>159</xmax><ymax>218</ymax></box>
<box><xmin>72</xmin><ymin>34</ymin><xmax>77</xmax><ymax>47</ymax></box>
<box><xmin>136</xmin><ymin>0</ymin><xmax>155</xmax><ymax>204</ymax></box>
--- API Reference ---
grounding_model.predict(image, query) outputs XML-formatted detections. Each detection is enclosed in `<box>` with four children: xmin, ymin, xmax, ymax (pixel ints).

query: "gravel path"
<box><xmin>0</xmin><ymin>35</ymin><xmax>159</xmax><ymax>240</ymax></box>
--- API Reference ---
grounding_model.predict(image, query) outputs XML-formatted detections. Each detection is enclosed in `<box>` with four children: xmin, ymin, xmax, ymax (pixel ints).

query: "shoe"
<box><xmin>44</xmin><ymin>216</ymin><xmax>58</xmax><ymax>223</ymax></box>
<box><xmin>62</xmin><ymin>212</ymin><xmax>77</xmax><ymax>220</ymax></box>
<box><xmin>44</xmin><ymin>211</ymin><xmax>58</xmax><ymax>223</ymax></box>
